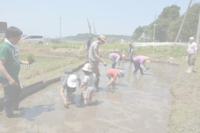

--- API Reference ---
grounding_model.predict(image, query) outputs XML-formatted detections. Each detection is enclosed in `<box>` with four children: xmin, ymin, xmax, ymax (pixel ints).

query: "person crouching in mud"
<box><xmin>80</xmin><ymin>63</ymin><xmax>97</xmax><ymax>106</ymax></box>
<box><xmin>132</xmin><ymin>56</ymin><xmax>150</xmax><ymax>75</ymax></box>
<box><xmin>106</xmin><ymin>69</ymin><xmax>125</xmax><ymax>86</ymax></box>
<box><xmin>109</xmin><ymin>53</ymin><xmax>125</xmax><ymax>68</ymax></box>
<box><xmin>60</xmin><ymin>70</ymin><xmax>81</xmax><ymax>109</ymax></box>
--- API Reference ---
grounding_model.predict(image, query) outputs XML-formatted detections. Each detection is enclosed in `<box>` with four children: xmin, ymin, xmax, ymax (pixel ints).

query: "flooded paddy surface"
<box><xmin>0</xmin><ymin>62</ymin><xmax>178</xmax><ymax>133</ymax></box>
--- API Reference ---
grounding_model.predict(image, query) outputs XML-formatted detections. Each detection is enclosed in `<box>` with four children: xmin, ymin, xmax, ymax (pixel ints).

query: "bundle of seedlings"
<box><xmin>27</xmin><ymin>53</ymin><xmax>35</xmax><ymax>64</ymax></box>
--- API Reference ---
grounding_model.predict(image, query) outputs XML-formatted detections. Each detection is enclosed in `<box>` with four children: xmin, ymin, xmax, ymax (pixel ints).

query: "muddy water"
<box><xmin>0</xmin><ymin>62</ymin><xmax>178</xmax><ymax>133</ymax></box>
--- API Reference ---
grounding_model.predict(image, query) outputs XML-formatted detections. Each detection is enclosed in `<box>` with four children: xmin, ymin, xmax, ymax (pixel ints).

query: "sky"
<box><xmin>0</xmin><ymin>0</ymin><xmax>199</xmax><ymax>38</ymax></box>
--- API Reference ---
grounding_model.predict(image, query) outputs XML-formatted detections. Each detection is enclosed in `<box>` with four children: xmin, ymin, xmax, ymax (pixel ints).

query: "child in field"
<box><xmin>80</xmin><ymin>63</ymin><xmax>97</xmax><ymax>106</ymax></box>
<box><xmin>60</xmin><ymin>69</ymin><xmax>81</xmax><ymax>109</ymax></box>
<box><xmin>106</xmin><ymin>69</ymin><xmax>125</xmax><ymax>86</ymax></box>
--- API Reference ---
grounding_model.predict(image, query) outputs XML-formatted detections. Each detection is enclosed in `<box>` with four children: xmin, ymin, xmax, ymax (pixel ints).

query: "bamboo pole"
<box><xmin>196</xmin><ymin>12</ymin><xmax>200</xmax><ymax>44</ymax></box>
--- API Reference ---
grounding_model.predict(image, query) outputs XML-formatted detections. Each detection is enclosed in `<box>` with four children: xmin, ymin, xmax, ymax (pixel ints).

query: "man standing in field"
<box><xmin>185</xmin><ymin>37</ymin><xmax>198</xmax><ymax>73</ymax></box>
<box><xmin>89</xmin><ymin>35</ymin><xmax>107</xmax><ymax>91</ymax></box>
<box><xmin>86</xmin><ymin>36</ymin><xmax>92</xmax><ymax>59</ymax></box>
<box><xmin>128</xmin><ymin>42</ymin><xmax>134</xmax><ymax>62</ymax></box>
<box><xmin>0</xmin><ymin>26</ymin><xmax>33</xmax><ymax>117</ymax></box>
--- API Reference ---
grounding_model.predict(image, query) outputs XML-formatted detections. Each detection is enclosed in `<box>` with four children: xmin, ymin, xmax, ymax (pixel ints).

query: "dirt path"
<box><xmin>0</xmin><ymin>62</ymin><xmax>178</xmax><ymax>133</ymax></box>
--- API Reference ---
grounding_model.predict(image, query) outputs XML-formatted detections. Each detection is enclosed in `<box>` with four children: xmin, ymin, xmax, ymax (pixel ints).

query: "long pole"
<box><xmin>175</xmin><ymin>0</ymin><xmax>192</xmax><ymax>42</ymax></box>
<box><xmin>93</xmin><ymin>22</ymin><xmax>97</xmax><ymax>37</ymax></box>
<box><xmin>87</xmin><ymin>18</ymin><xmax>91</xmax><ymax>36</ymax></box>
<box><xmin>153</xmin><ymin>12</ymin><xmax>156</xmax><ymax>42</ymax></box>
<box><xmin>196</xmin><ymin>12</ymin><xmax>200</xmax><ymax>44</ymax></box>
<box><xmin>60</xmin><ymin>16</ymin><xmax>61</xmax><ymax>41</ymax></box>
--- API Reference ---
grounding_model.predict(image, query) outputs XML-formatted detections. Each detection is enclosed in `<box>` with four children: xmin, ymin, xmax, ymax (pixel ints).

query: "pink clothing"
<box><xmin>109</xmin><ymin>53</ymin><xmax>120</xmax><ymax>60</ymax></box>
<box><xmin>83</xmin><ymin>90</ymin><xmax>95</xmax><ymax>99</ymax></box>
<box><xmin>133</xmin><ymin>56</ymin><xmax>146</xmax><ymax>64</ymax></box>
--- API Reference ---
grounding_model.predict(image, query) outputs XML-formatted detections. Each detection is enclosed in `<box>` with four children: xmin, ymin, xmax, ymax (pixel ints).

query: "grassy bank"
<box><xmin>169</xmin><ymin>56</ymin><xmax>200</xmax><ymax>132</ymax></box>
<box><xmin>0</xmin><ymin>43</ymin><xmax>87</xmax><ymax>98</ymax></box>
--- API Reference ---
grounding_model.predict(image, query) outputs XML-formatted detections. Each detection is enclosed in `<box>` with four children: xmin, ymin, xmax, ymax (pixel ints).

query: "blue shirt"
<box><xmin>87</xmin><ymin>39</ymin><xmax>91</xmax><ymax>49</ymax></box>
<box><xmin>129</xmin><ymin>44</ymin><xmax>134</xmax><ymax>53</ymax></box>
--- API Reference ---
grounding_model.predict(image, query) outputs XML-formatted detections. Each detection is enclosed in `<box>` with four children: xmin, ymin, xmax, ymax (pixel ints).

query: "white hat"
<box><xmin>82</xmin><ymin>63</ymin><xmax>92</xmax><ymax>72</ymax></box>
<box><xmin>190</xmin><ymin>37</ymin><xmax>194</xmax><ymax>40</ymax></box>
<box><xmin>67</xmin><ymin>74</ymin><xmax>79</xmax><ymax>88</ymax></box>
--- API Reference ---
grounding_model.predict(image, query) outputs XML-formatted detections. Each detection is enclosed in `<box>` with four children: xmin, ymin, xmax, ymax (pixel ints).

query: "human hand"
<box><xmin>20</xmin><ymin>84</ymin><xmax>25</xmax><ymax>89</ymax></box>
<box><xmin>8</xmin><ymin>78</ymin><xmax>17</xmax><ymax>86</ymax></box>
<box><xmin>28</xmin><ymin>60</ymin><xmax>35</xmax><ymax>65</ymax></box>
<box><xmin>103</xmin><ymin>61</ymin><xmax>107</xmax><ymax>66</ymax></box>
<box><xmin>192</xmin><ymin>57</ymin><xmax>196</xmax><ymax>60</ymax></box>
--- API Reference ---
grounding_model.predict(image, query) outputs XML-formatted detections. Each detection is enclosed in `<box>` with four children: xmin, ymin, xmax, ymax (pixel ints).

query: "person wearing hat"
<box><xmin>132</xmin><ymin>56</ymin><xmax>150</xmax><ymax>75</ymax></box>
<box><xmin>128</xmin><ymin>42</ymin><xmax>134</xmax><ymax>62</ymax></box>
<box><xmin>88</xmin><ymin>34</ymin><xmax>107</xmax><ymax>91</ymax></box>
<box><xmin>86</xmin><ymin>36</ymin><xmax>93</xmax><ymax>59</ymax></box>
<box><xmin>184</xmin><ymin>37</ymin><xmax>198</xmax><ymax>73</ymax></box>
<box><xmin>80</xmin><ymin>63</ymin><xmax>97</xmax><ymax>106</ymax></box>
<box><xmin>109</xmin><ymin>53</ymin><xmax>125</xmax><ymax>68</ymax></box>
<box><xmin>106</xmin><ymin>69</ymin><xmax>125</xmax><ymax>86</ymax></box>
<box><xmin>60</xmin><ymin>71</ymin><xmax>80</xmax><ymax>109</ymax></box>
<box><xmin>0</xmin><ymin>26</ymin><xmax>34</xmax><ymax>117</ymax></box>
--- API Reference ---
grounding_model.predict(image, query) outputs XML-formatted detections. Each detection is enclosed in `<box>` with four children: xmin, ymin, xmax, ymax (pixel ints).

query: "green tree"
<box><xmin>132</xmin><ymin>26</ymin><xmax>145</xmax><ymax>40</ymax></box>
<box><xmin>180</xmin><ymin>3</ymin><xmax>200</xmax><ymax>41</ymax></box>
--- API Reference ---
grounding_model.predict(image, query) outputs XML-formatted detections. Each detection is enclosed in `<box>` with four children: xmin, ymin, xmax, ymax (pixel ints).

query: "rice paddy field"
<box><xmin>0</xmin><ymin>41</ymin><xmax>199</xmax><ymax>133</ymax></box>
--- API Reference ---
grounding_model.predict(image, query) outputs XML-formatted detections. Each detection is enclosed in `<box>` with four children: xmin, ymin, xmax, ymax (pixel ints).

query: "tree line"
<box><xmin>132</xmin><ymin>3</ymin><xmax>200</xmax><ymax>42</ymax></box>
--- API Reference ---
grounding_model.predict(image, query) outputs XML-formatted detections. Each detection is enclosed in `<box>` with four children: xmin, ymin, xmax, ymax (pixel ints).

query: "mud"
<box><xmin>0</xmin><ymin>62</ymin><xmax>178</xmax><ymax>133</ymax></box>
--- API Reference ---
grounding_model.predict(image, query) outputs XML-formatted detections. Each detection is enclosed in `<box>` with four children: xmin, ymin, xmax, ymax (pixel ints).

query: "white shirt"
<box><xmin>4</xmin><ymin>38</ymin><xmax>19</xmax><ymax>52</ymax></box>
<box><xmin>83</xmin><ymin>73</ymin><xmax>96</xmax><ymax>90</ymax></box>
<box><xmin>187</xmin><ymin>42</ymin><xmax>197</xmax><ymax>54</ymax></box>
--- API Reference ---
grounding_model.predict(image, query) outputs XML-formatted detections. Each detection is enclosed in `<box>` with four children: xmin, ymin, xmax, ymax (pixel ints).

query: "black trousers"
<box><xmin>0</xmin><ymin>77</ymin><xmax>21</xmax><ymax>115</ymax></box>
<box><xmin>90</xmin><ymin>61</ymin><xmax>100</xmax><ymax>89</ymax></box>
<box><xmin>133</xmin><ymin>61</ymin><xmax>143</xmax><ymax>74</ymax></box>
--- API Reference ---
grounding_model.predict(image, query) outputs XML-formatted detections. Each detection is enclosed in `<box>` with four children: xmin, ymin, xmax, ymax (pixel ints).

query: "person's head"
<box><xmin>64</xmin><ymin>69</ymin><xmax>73</xmax><ymax>74</ymax></box>
<box><xmin>120</xmin><ymin>52</ymin><xmax>126</xmax><ymax>61</ymax></box>
<box><xmin>144</xmin><ymin>56</ymin><xmax>151</xmax><ymax>63</ymax></box>
<box><xmin>189</xmin><ymin>37</ymin><xmax>194</xmax><ymax>43</ymax></box>
<box><xmin>121</xmin><ymin>51</ymin><xmax>126</xmax><ymax>59</ymax></box>
<box><xmin>67</xmin><ymin>74</ymin><xmax>79</xmax><ymax>88</ymax></box>
<box><xmin>89</xmin><ymin>36</ymin><xmax>93</xmax><ymax>40</ymax></box>
<box><xmin>82</xmin><ymin>63</ymin><xmax>92</xmax><ymax>75</ymax></box>
<box><xmin>5</xmin><ymin>26</ymin><xmax>22</xmax><ymax>44</ymax></box>
<box><xmin>117</xmin><ymin>70</ymin><xmax>125</xmax><ymax>78</ymax></box>
<box><xmin>97</xmin><ymin>34</ymin><xmax>106</xmax><ymax>45</ymax></box>
<box><xmin>128</xmin><ymin>42</ymin><xmax>132</xmax><ymax>45</ymax></box>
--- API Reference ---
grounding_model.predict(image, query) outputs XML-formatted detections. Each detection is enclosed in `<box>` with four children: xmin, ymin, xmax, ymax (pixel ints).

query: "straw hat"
<box><xmin>144</xmin><ymin>57</ymin><xmax>151</xmax><ymax>63</ymax></box>
<box><xmin>146</xmin><ymin>60</ymin><xmax>150</xmax><ymax>63</ymax></box>
<box><xmin>67</xmin><ymin>74</ymin><xmax>79</xmax><ymax>88</ymax></box>
<box><xmin>122</xmin><ymin>51</ymin><xmax>126</xmax><ymax>58</ymax></box>
<box><xmin>82</xmin><ymin>63</ymin><xmax>92</xmax><ymax>72</ymax></box>
<box><xmin>118</xmin><ymin>70</ymin><xmax>125</xmax><ymax>78</ymax></box>
<box><xmin>99</xmin><ymin>34</ymin><xmax>107</xmax><ymax>42</ymax></box>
